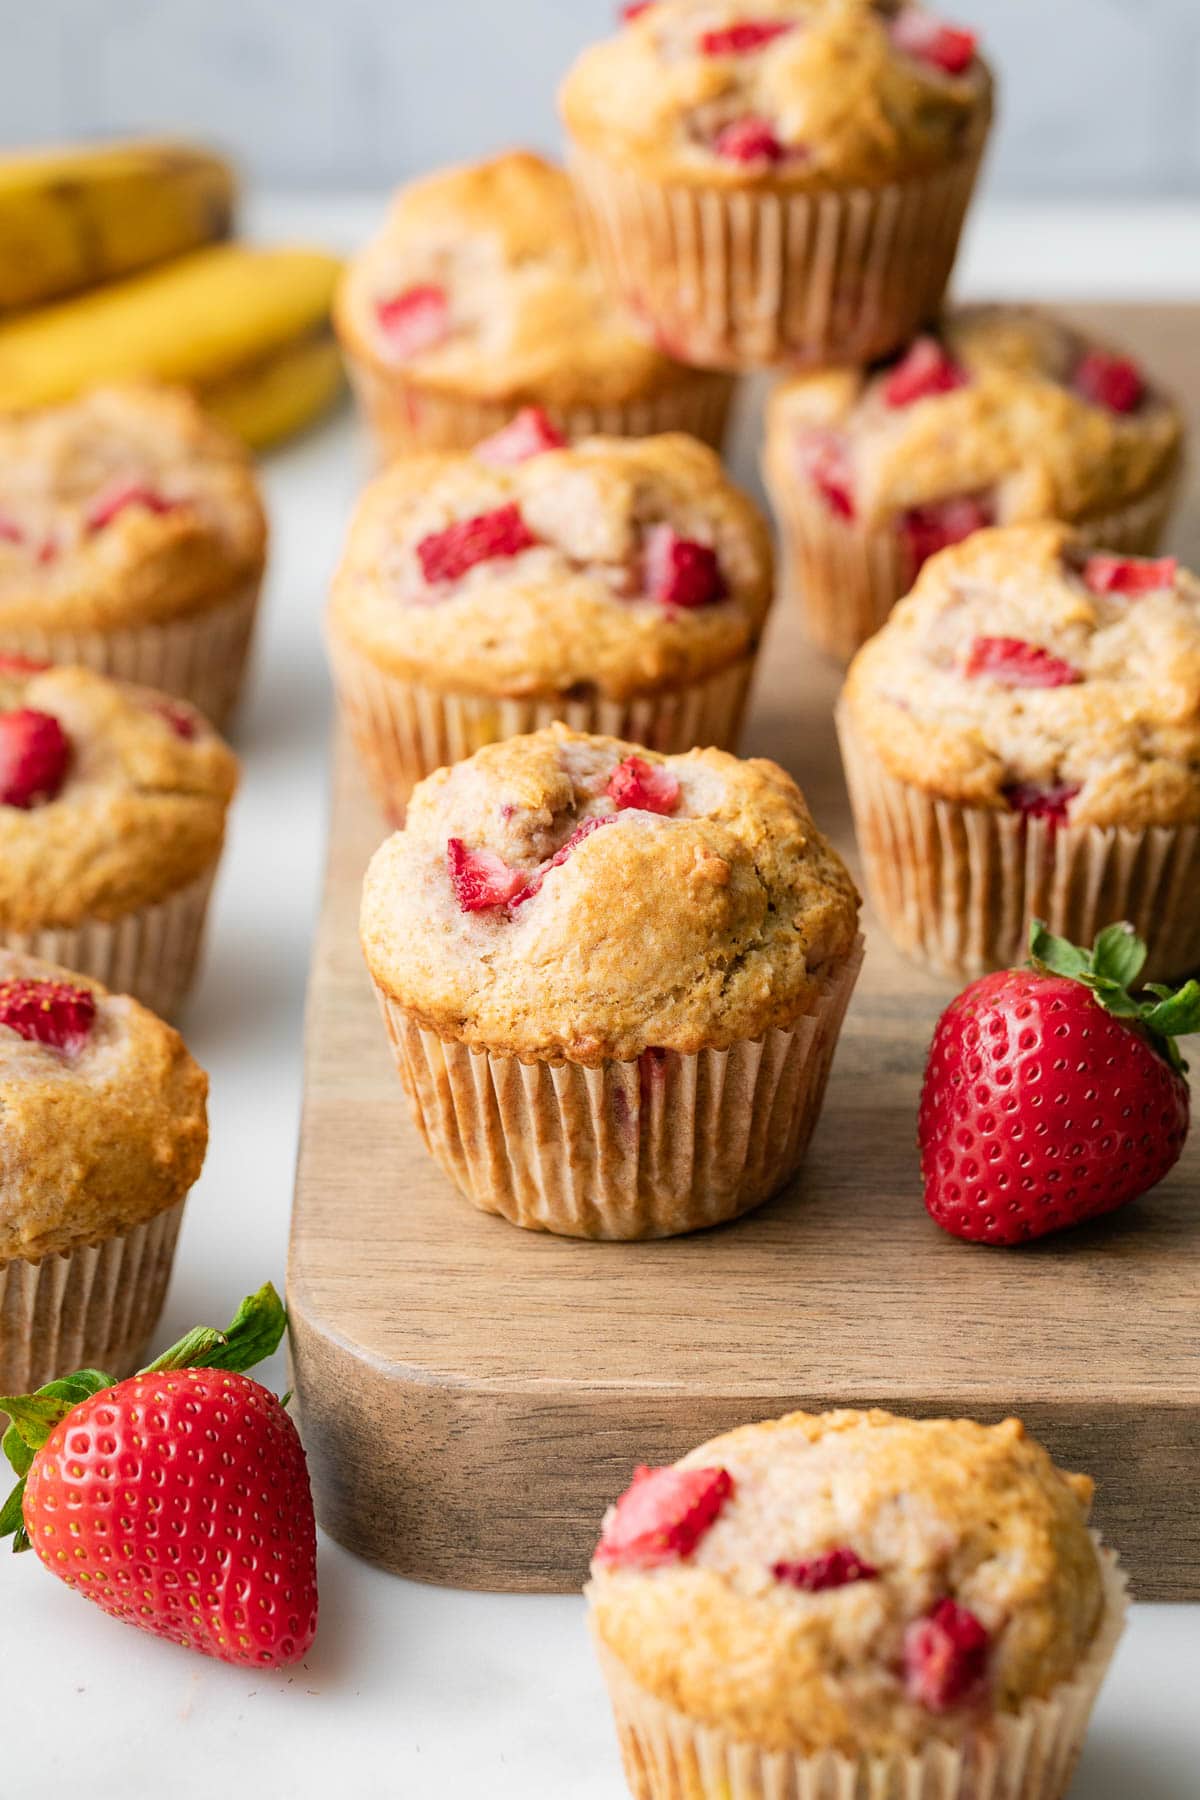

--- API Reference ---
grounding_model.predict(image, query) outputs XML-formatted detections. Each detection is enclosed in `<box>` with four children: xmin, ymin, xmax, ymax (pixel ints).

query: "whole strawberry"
<box><xmin>919</xmin><ymin>922</ymin><xmax>1198</xmax><ymax>1245</ymax></box>
<box><xmin>0</xmin><ymin>1284</ymin><xmax>318</xmax><ymax>1667</ymax></box>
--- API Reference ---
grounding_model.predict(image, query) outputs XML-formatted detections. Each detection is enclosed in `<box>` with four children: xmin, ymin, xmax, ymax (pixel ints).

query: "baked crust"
<box><xmin>329</xmin><ymin>433</ymin><xmax>774</xmax><ymax>700</ymax></box>
<box><xmin>0</xmin><ymin>949</ymin><xmax>208</xmax><ymax>1261</ymax></box>
<box><xmin>0</xmin><ymin>384</ymin><xmax>267</xmax><ymax>632</ymax></box>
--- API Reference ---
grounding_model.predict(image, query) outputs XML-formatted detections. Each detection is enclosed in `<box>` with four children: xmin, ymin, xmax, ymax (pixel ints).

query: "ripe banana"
<box><xmin>0</xmin><ymin>139</ymin><xmax>236</xmax><ymax>312</ymax></box>
<box><xmin>0</xmin><ymin>242</ymin><xmax>345</xmax><ymax>449</ymax></box>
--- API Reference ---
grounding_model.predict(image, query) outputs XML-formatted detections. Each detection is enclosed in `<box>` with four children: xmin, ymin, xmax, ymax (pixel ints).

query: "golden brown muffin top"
<box><xmin>561</xmin><ymin>0</ymin><xmax>991</xmax><ymax>189</ymax></box>
<box><xmin>0</xmin><ymin>948</ymin><xmax>208</xmax><ymax>1262</ymax></box>
<box><xmin>0</xmin><ymin>662</ymin><xmax>238</xmax><ymax>929</ymax></box>
<box><xmin>335</xmin><ymin>150</ymin><xmax>708</xmax><ymax>407</ymax></box>
<box><xmin>841</xmin><ymin>522</ymin><xmax>1200</xmax><ymax>829</ymax></box>
<box><xmin>588</xmin><ymin>1409</ymin><xmax>1106</xmax><ymax>1756</ymax></box>
<box><xmin>361</xmin><ymin>724</ymin><xmax>859</xmax><ymax>1062</ymax></box>
<box><xmin>768</xmin><ymin>306</ymin><xmax>1184</xmax><ymax>530</ymax></box>
<box><xmin>0</xmin><ymin>384</ymin><xmax>267</xmax><ymax>632</ymax></box>
<box><xmin>329</xmin><ymin>433</ymin><xmax>774</xmax><ymax>701</ymax></box>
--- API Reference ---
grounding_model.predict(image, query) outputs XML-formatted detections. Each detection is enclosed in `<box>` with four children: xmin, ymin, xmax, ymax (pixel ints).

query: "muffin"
<box><xmin>328</xmin><ymin>432</ymin><xmax>774</xmax><ymax>817</ymax></box>
<box><xmin>838</xmin><ymin>522</ymin><xmax>1200</xmax><ymax>980</ymax></box>
<box><xmin>0</xmin><ymin>658</ymin><xmax>238</xmax><ymax>1016</ymax></box>
<box><xmin>561</xmin><ymin>0</ymin><xmax>993</xmax><ymax>372</ymax></box>
<box><xmin>333</xmin><ymin>150</ymin><xmax>735</xmax><ymax>460</ymax></box>
<box><xmin>587</xmin><ymin>1409</ymin><xmax>1126</xmax><ymax>1800</ymax></box>
<box><xmin>360</xmin><ymin>723</ymin><xmax>861</xmax><ymax>1238</ymax></box>
<box><xmin>0</xmin><ymin>948</ymin><xmax>208</xmax><ymax>1395</ymax></box>
<box><xmin>0</xmin><ymin>383</ymin><xmax>267</xmax><ymax>724</ymax></box>
<box><xmin>765</xmin><ymin>305</ymin><xmax>1186</xmax><ymax>660</ymax></box>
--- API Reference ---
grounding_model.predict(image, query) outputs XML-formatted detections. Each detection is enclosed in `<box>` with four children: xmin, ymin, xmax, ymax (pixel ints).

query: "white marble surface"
<box><xmin>0</xmin><ymin>200</ymin><xmax>1197</xmax><ymax>1797</ymax></box>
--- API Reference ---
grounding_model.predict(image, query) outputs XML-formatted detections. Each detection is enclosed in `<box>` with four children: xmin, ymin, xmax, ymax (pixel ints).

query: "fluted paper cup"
<box><xmin>764</xmin><ymin>448</ymin><xmax>1183</xmax><ymax>664</ymax></box>
<box><xmin>0</xmin><ymin>1198</ymin><xmax>186</xmax><ymax>1396</ymax></box>
<box><xmin>567</xmin><ymin>141</ymin><xmax>987</xmax><ymax>373</ymax></box>
<box><xmin>369</xmin><ymin>938</ymin><xmax>862</xmax><ymax>1239</ymax></box>
<box><xmin>343</xmin><ymin>349</ymin><xmax>737</xmax><ymax>462</ymax></box>
<box><xmin>0</xmin><ymin>865</ymin><xmax>218</xmax><ymax>1021</ymax></box>
<box><xmin>0</xmin><ymin>572</ymin><xmax>262</xmax><ymax>728</ymax></box>
<box><xmin>592</xmin><ymin>1547</ymin><xmax>1126</xmax><ymax>1800</ymax></box>
<box><xmin>838</xmin><ymin>703</ymin><xmax>1200</xmax><ymax>982</ymax></box>
<box><xmin>328</xmin><ymin>622</ymin><xmax>758</xmax><ymax>821</ymax></box>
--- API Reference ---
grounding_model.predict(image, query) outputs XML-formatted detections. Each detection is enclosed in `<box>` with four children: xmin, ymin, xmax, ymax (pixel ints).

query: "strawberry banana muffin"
<box><xmin>328</xmin><ymin>431</ymin><xmax>773</xmax><ymax>816</ymax></box>
<box><xmin>838</xmin><ymin>523</ymin><xmax>1200</xmax><ymax>980</ymax></box>
<box><xmin>765</xmin><ymin>306</ymin><xmax>1185</xmax><ymax>659</ymax></box>
<box><xmin>0</xmin><ymin>949</ymin><xmax>208</xmax><ymax>1394</ymax></box>
<box><xmin>360</xmin><ymin>723</ymin><xmax>861</xmax><ymax>1238</ymax></box>
<box><xmin>0</xmin><ymin>659</ymin><xmax>238</xmax><ymax>1015</ymax></box>
<box><xmin>334</xmin><ymin>150</ymin><xmax>734</xmax><ymax>460</ymax></box>
<box><xmin>0</xmin><ymin>384</ymin><xmax>267</xmax><ymax>723</ymax></box>
<box><xmin>561</xmin><ymin>0</ymin><xmax>993</xmax><ymax>371</ymax></box>
<box><xmin>588</xmin><ymin>1410</ymin><xmax>1126</xmax><ymax>1800</ymax></box>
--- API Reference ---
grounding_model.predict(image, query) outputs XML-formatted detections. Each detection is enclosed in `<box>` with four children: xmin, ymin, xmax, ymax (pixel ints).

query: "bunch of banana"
<box><xmin>0</xmin><ymin>139</ymin><xmax>344</xmax><ymax>450</ymax></box>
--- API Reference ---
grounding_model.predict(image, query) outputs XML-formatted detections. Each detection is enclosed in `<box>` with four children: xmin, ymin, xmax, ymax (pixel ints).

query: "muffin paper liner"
<box><xmin>0</xmin><ymin>572</ymin><xmax>262</xmax><ymax>728</ymax></box>
<box><xmin>343</xmin><ymin>350</ymin><xmax>737</xmax><ymax>461</ymax></box>
<box><xmin>328</xmin><ymin>622</ymin><xmax>758</xmax><ymax>820</ymax></box>
<box><xmin>566</xmin><ymin>143</ymin><xmax>986</xmax><ymax>373</ymax></box>
<box><xmin>0</xmin><ymin>1198</ymin><xmax>186</xmax><ymax>1397</ymax></box>
<box><xmin>764</xmin><ymin>447</ymin><xmax>1182</xmax><ymax>664</ymax></box>
<box><xmin>838</xmin><ymin>703</ymin><xmax>1200</xmax><ymax>983</ymax></box>
<box><xmin>369</xmin><ymin>938</ymin><xmax>862</xmax><ymax>1240</ymax></box>
<box><xmin>0</xmin><ymin>864</ymin><xmax>218</xmax><ymax>1022</ymax></box>
<box><xmin>593</xmin><ymin>1548</ymin><xmax>1126</xmax><ymax>1800</ymax></box>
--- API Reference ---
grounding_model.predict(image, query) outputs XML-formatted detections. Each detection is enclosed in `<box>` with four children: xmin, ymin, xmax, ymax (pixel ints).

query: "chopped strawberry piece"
<box><xmin>0</xmin><ymin>978</ymin><xmax>96</xmax><ymax>1054</ymax></box>
<box><xmin>713</xmin><ymin>116</ymin><xmax>785</xmax><ymax>165</ymax></box>
<box><xmin>152</xmin><ymin>698</ymin><xmax>200</xmax><ymax>741</ymax></box>
<box><xmin>0</xmin><ymin>708</ymin><xmax>70</xmax><ymax>808</ymax></box>
<box><xmin>85</xmin><ymin>481</ymin><xmax>176</xmax><ymax>533</ymax></box>
<box><xmin>0</xmin><ymin>653</ymin><xmax>50</xmax><ymax>675</ymax></box>
<box><xmin>1073</xmin><ymin>349</ymin><xmax>1144</xmax><ymax>415</ymax></box>
<box><xmin>905</xmin><ymin>1599</ymin><xmax>990</xmax><ymax>1712</ymax></box>
<box><xmin>797</xmin><ymin>431</ymin><xmax>856</xmax><ymax>520</ymax></box>
<box><xmin>510</xmin><ymin>816</ymin><xmax>616</xmax><ymax>908</ymax></box>
<box><xmin>1003</xmin><ymin>781</ymin><xmax>1080</xmax><ymax>826</ymax></box>
<box><xmin>446</xmin><ymin>838</ymin><xmax>528</xmax><ymax>913</ymax></box>
<box><xmin>0</xmin><ymin>513</ymin><xmax>24</xmax><ymax>545</ymax></box>
<box><xmin>900</xmin><ymin>495</ymin><xmax>992</xmax><ymax>574</ymax></box>
<box><xmin>964</xmin><ymin>637</ymin><xmax>1081</xmax><ymax>688</ymax></box>
<box><xmin>644</xmin><ymin>526</ymin><xmax>727</xmax><ymax>609</ymax></box>
<box><xmin>36</xmin><ymin>537</ymin><xmax>58</xmax><ymax>565</ymax></box>
<box><xmin>474</xmin><ymin>408</ymin><xmax>567</xmax><ymax>466</ymax></box>
<box><xmin>890</xmin><ymin>10</ymin><xmax>977</xmax><ymax>74</ymax></box>
<box><xmin>883</xmin><ymin>336</ymin><xmax>969</xmax><ymax>408</ymax></box>
<box><xmin>773</xmin><ymin>1548</ymin><xmax>879</xmax><ymax>1591</ymax></box>
<box><xmin>375</xmin><ymin>284</ymin><xmax>450</xmax><ymax>360</ymax></box>
<box><xmin>417</xmin><ymin>504</ymin><xmax>539</xmax><ymax>585</ymax></box>
<box><xmin>1082</xmin><ymin>553</ymin><xmax>1177</xmax><ymax>596</ymax></box>
<box><xmin>594</xmin><ymin>1464</ymin><xmax>733</xmax><ymax>1568</ymax></box>
<box><xmin>607</xmin><ymin>754</ymin><xmax>681</xmax><ymax>815</ymax></box>
<box><xmin>699</xmin><ymin>20</ymin><xmax>793</xmax><ymax>55</ymax></box>
<box><xmin>621</xmin><ymin>0</ymin><xmax>654</xmax><ymax>17</ymax></box>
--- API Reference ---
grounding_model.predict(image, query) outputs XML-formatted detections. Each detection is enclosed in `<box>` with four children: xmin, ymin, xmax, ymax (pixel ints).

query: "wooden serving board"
<box><xmin>289</xmin><ymin>305</ymin><xmax>1200</xmax><ymax>1602</ymax></box>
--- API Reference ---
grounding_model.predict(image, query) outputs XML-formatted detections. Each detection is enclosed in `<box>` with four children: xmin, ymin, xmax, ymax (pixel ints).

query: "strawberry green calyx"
<box><xmin>1029</xmin><ymin>920</ymin><xmax>1200</xmax><ymax>1075</ymax></box>
<box><xmin>0</xmin><ymin>1282</ymin><xmax>287</xmax><ymax>1553</ymax></box>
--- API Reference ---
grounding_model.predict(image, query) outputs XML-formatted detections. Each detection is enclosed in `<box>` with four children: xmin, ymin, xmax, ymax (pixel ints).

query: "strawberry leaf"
<box><xmin>1028</xmin><ymin>922</ymin><xmax>1091</xmax><ymax>980</ymax></box>
<box><xmin>1141</xmin><ymin>981</ymin><xmax>1200</xmax><ymax>1043</ymax></box>
<box><xmin>1091</xmin><ymin>922</ymin><xmax>1147</xmax><ymax>989</ymax></box>
<box><xmin>1028</xmin><ymin>920</ymin><xmax>1199</xmax><ymax>1075</ymax></box>
<box><xmin>141</xmin><ymin>1282</ymin><xmax>287</xmax><ymax>1376</ymax></box>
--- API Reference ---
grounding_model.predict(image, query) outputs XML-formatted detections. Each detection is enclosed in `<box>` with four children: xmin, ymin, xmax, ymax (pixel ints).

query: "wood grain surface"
<box><xmin>288</xmin><ymin>305</ymin><xmax>1200</xmax><ymax>1601</ymax></box>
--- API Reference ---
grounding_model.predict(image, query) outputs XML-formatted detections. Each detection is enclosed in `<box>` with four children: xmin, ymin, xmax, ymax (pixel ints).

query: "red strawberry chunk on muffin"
<box><xmin>607</xmin><ymin>754</ymin><xmax>681</xmax><ymax>815</ymax></box>
<box><xmin>0</xmin><ymin>708</ymin><xmax>70</xmax><ymax>808</ymax></box>
<box><xmin>152</xmin><ymin>698</ymin><xmax>200</xmax><ymax>741</ymax></box>
<box><xmin>798</xmin><ymin>431</ymin><xmax>856</xmax><ymax>519</ymax></box>
<box><xmin>0</xmin><ymin>653</ymin><xmax>50</xmax><ymax>675</ymax></box>
<box><xmin>0</xmin><ymin>512</ymin><xmax>24</xmax><ymax>544</ymax></box>
<box><xmin>1072</xmin><ymin>349</ymin><xmax>1144</xmax><ymax>414</ymax></box>
<box><xmin>772</xmin><ymin>1548</ymin><xmax>879</xmax><ymax>1591</ymax></box>
<box><xmin>699</xmin><ymin>21</ymin><xmax>793</xmax><ymax>55</ymax></box>
<box><xmin>85</xmin><ymin>480</ymin><xmax>176</xmax><ymax>533</ymax></box>
<box><xmin>1003</xmin><ymin>781</ymin><xmax>1080</xmax><ymax>825</ymax></box>
<box><xmin>1082</xmin><ymin>553</ymin><xmax>1177</xmax><ymax>596</ymax></box>
<box><xmin>417</xmin><ymin>504</ymin><xmax>538</xmax><ymax>585</ymax></box>
<box><xmin>0</xmin><ymin>977</ymin><xmax>96</xmax><ymax>1054</ymax></box>
<box><xmin>595</xmin><ymin>1464</ymin><xmax>733</xmax><ymax>1568</ymax></box>
<box><xmin>621</xmin><ymin>0</ymin><xmax>654</xmax><ymax>18</ymax></box>
<box><xmin>964</xmin><ymin>637</ymin><xmax>1081</xmax><ymax>688</ymax></box>
<box><xmin>905</xmin><ymin>1599</ymin><xmax>990</xmax><ymax>1711</ymax></box>
<box><xmin>447</xmin><ymin>838</ymin><xmax>528</xmax><ymax>912</ymax></box>
<box><xmin>510</xmin><ymin>816</ymin><xmax>617</xmax><ymax>908</ymax></box>
<box><xmin>883</xmin><ymin>337</ymin><xmax>970</xmax><ymax>408</ymax></box>
<box><xmin>474</xmin><ymin>408</ymin><xmax>567</xmax><ymax>466</ymax></box>
<box><xmin>901</xmin><ymin>495</ymin><xmax>993</xmax><ymax>573</ymax></box>
<box><xmin>375</xmin><ymin>283</ymin><xmax>451</xmax><ymax>360</ymax></box>
<box><xmin>713</xmin><ymin>117</ymin><xmax>786</xmax><ymax>165</ymax></box>
<box><xmin>644</xmin><ymin>525</ymin><xmax>727</xmax><ymax>608</ymax></box>
<box><xmin>889</xmin><ymin>9</ymin><xmax>977</xmax><ymax>74</ymax></box>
